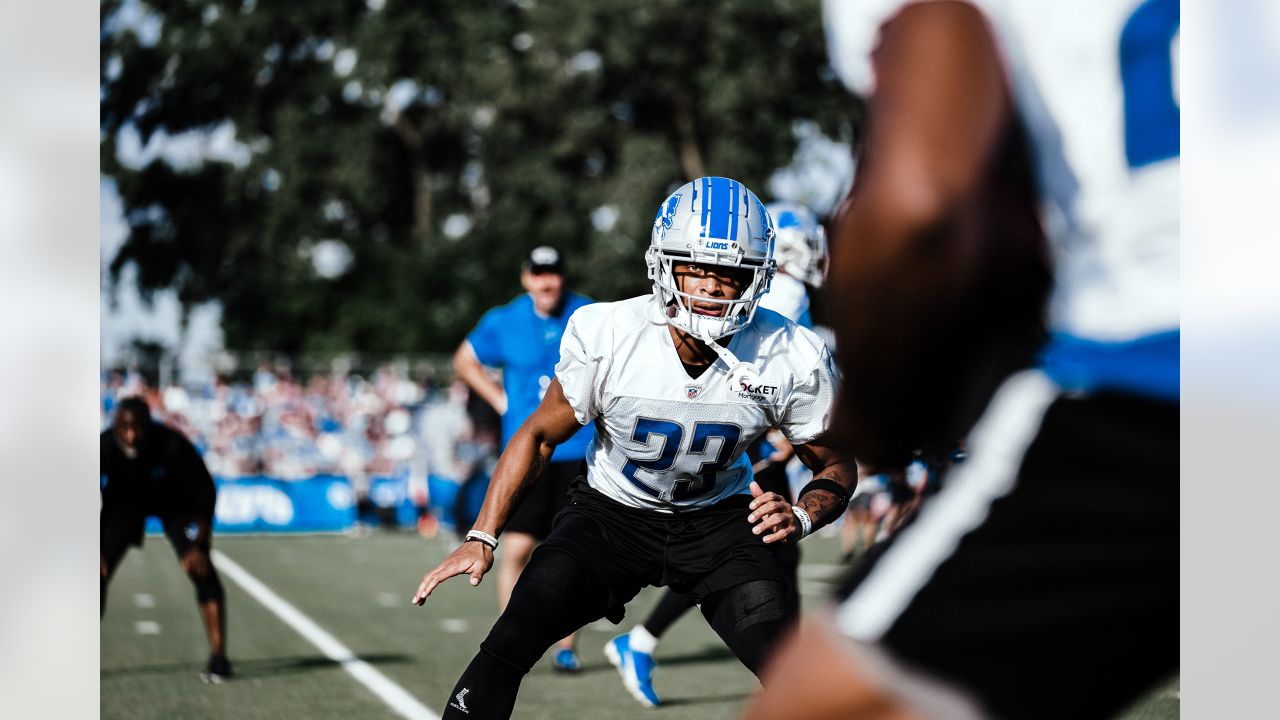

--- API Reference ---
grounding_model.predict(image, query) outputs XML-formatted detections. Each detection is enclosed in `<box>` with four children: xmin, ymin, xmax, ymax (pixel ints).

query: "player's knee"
<box><xmin>705</xmin><ymin>580</ymin><xmax>795</xmax><ymax>675</ymax></box>
<box><xmin>481</xmin><ymin>578</ymin><xmax>568</xmax><ymax>672</ymax></box>
<box><xmin>720</xmin><ymin>580</ymin><xmax>793</xmax><ymax>629</ymax></box>
<box><xmin>194</xmin><ymin>566</ymin><xmax>225</xmax><ymax>603</ymax></box>
<box><xmin>481</xmin><ymin>551</ymin><xmax>603</xmax><ymax>672</ymax></box>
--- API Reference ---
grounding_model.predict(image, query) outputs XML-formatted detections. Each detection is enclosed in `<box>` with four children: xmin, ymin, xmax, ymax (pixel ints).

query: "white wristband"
<box><xmin>792</xmin><ymin>506</ymin><xmax>814</xmax><ymax>539</ymax></box>
<box><xmin>465</xmin><ymin>529</ymin><xmax>499</xmax><ymax>550</ymax></box>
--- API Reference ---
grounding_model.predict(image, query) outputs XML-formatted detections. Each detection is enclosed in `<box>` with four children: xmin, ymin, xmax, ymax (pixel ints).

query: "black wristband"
<box><xmin>798</xmin><ymin>478</ymin><xmax>851</xmax><ymax>514</ymax></box>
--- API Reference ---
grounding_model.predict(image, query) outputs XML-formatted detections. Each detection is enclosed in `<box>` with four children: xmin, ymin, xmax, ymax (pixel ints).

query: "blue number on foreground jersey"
<box><xmin>623</xmin><ymin>418</ymin><xmax>743</xmax><ymax>501</ymax></box>
<box><xmin>1120</xmin><ymin>0</ymin><xmax>1179</xmax><ymax>168</ymax></box>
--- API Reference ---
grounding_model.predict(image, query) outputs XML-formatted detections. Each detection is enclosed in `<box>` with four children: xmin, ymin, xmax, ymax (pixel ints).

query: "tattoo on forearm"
<box><xmin>506</xmin><ymin>453</ymin><xmax>548</xmax><ymax>519</ymax></box>
<box><xmin>797</xmin><ymin>488</ymin><xmax>843</xmax><ymax>529</ymax></box>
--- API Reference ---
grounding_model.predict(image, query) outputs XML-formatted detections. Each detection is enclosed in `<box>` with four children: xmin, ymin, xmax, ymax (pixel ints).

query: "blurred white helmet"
<box><xmin>765</xmin><ymin>201</ymin><xmax>827</xmax><ymax>287</ymax></box>
<box><xmin>646</xmin><ymin>177</ymin><xmax>777</xmax><ymax>339</ymax></box>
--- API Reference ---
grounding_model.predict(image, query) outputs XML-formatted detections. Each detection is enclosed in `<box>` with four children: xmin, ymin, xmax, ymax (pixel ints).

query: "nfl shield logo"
<box><xmin>685</xmin><ymin>385</ymin><xmax>701</xmax><ymax>400</ymax></box>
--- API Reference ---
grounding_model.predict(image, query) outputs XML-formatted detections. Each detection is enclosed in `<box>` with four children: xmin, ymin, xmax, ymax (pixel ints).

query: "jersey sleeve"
<box><xmin>555</xmin><ymin>306</ymin><xmax>609</xmax><ymax>426</ymax></box>
<box><xmin>466</xmin><ymin>306</ymin><xmax>507</xmax><ymax>367</ymax></box>
<box><xmin>778</xmin><ymin>343</ymin><xmax>840</xmax><ymax>446</ymax></box>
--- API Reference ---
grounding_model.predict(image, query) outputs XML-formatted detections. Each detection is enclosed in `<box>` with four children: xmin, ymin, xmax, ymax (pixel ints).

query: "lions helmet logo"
<box><xmin>652</xmin><ymin>192</ymin><xmax>682</xmax><ymax>244</ymax></box>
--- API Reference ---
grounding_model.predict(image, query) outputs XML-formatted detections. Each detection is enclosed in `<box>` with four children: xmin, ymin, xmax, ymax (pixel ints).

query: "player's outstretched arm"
<box><xmin>411</xmin><ymin>379</ymin><xmax>583</xmax><ymax>605</ymax></box>
<box><xmin>747</xmin><ymin>436</ymin><xmax>857</xmax><ymax>543</ymax></box>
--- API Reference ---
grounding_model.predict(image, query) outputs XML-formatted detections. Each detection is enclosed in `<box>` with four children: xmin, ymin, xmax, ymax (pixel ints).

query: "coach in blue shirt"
<box><xmin>451</xmin><ymin>245</ymin><xmax>593</xmax><ymax>672</ymax></box>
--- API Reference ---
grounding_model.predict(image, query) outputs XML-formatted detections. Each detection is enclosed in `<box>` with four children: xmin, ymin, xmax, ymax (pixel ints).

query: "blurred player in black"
<box><xmin>101</xmin><ymin>396</ymin><xmax>232</xmax><ymax>682</ymax></box>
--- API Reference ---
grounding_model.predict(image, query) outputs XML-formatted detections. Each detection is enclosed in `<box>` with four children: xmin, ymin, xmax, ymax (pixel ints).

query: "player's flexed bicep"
<box><xmin>411</xmin><ymin>379</ymin><xmax>584</xmax><ymax>605</ymax></box>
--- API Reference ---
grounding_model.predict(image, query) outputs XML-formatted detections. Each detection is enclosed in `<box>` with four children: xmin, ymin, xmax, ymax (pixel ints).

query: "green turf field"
<box><xmin>101</xmin><ymin>532</ymin><xmax>1177</xmax><ymax>719</ymax></box>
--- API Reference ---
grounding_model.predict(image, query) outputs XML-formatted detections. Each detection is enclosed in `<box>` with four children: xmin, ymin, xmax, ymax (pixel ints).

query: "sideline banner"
<box><xmin>144</xmin><ymin>475</ymin><xmax>358</xmax><ymax>534</ymax></box>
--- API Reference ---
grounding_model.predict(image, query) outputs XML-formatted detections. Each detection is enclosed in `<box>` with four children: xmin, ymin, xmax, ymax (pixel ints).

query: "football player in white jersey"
<box><xmin>759</xmin><ymin>201</ymin><xmax>827</xmax><ymax>329</ymax></box>
<box><xmin>745</xmin><ymin>2</ymin><xmax>1177</xmax><ymax>719</ymax></box>
<box><xmin>601</xmin><ymin>197</ymin><xmax>833</xmax><ymax>707</ymax></box>
<box><xmin>411</xmin><ymin>176</ymin><xmax>858</xmax><ymax>720</ymax></box>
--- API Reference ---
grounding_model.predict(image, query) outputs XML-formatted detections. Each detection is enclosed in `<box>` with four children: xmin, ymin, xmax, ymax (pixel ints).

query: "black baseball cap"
<box><xmin>524</xmin><ymin>245</ymin><xmax>564</xmax><ymax>274</ymax></box>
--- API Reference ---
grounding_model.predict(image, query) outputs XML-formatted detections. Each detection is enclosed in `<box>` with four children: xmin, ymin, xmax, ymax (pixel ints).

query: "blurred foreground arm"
<box><xmin>828</xmin><ymin>1</ymin><xmax>1023</xmax><ymax>466</ymax></box>
<box><xmin>746</xmin><ymin>3</ymin><xmax>1009</xmax><ymax>718</ymax></box>
<box><xmin>411</xmin><ymin>379</ymin><xmax>582</xmax><ymax>604</ymax></box>
<box><xmin>743</xmin><ymin>611</ymin><xmax>918</xmax><ymax>720</ymax></box>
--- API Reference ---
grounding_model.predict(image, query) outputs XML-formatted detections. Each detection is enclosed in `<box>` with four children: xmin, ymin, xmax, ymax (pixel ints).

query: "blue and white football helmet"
<box><xmin>765</xmin><ymin>201</ymin><xmax>827</xmax><ymax>288</ymax></box>
<box><xmin>647</xmin><ymin>177</ymin><xmax>777</xmax><ymax>340</ymax></box>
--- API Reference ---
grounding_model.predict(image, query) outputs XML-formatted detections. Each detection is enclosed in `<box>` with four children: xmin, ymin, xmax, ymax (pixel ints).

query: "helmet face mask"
<box><xmin>647</xmin><ymin>177</ymin><xmax>777</xmax><ymax>340</ymax></box>
<box><xmin>764</xmin><ymin>202</ymin><xmax>828</xmax><ymax>288</ymax></box>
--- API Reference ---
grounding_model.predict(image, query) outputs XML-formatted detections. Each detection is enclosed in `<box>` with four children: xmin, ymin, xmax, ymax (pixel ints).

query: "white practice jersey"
<box><xmin>556</xmin><ymin>295</ymin><xmax>838</xmax><ymax>512</ymax></box>
<box><xmin>825</xmin><ymin>0</ymin><xmax>1179</xmax><ymax>344</ymax></box>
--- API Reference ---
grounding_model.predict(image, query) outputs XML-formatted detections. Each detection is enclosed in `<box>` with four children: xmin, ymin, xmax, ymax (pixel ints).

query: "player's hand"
<box><xmin>411</xmin><ymin>540</ymin><xmax>493</xmax><ymax>605</ymax></box>
<box><xmin>747</xmin><ymin>481</ymin><xmax>799</xmax><ymax>544</ymax></box>
<box><xmin>181</xmin><ymin>548</ymin><xmax>210</xmax><ymax>579</ymax></box>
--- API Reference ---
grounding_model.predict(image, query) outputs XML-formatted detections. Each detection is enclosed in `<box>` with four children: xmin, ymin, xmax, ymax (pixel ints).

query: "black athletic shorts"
<box><xmin>833</xmin><ymin>372</ymin><xmax>1177</xmax><ymax>720</ymax></box>
<box><xmin>101</xmin><ymin>508</ymin><xmax>210</xmax><ymax>574</ymax></box>
<box><xmin>537</xmin><ymin>481</ymin><xmax>792</xmax><ymax>624</ymax></box>
<box><xmin>504</xmin><ymin>460</ymin><xmax>581</xmax><ymax>539</ymax></box>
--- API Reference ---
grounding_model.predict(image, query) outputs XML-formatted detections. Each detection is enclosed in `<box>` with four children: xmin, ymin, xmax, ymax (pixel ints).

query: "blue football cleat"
<box><xmin>605</xmin><ymin>635</ymin><xmax>660</xmax><ymax>707</ymax></box>
<box><xmin>552</xmin><ymin>648</ymin><xmax>581</xmax><ymax>673</ymax></box>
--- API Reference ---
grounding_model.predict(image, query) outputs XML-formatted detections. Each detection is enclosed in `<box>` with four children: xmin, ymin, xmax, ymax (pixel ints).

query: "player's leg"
<box><xmin>100</xmin><ymin>511</ymin><xmax>140</xmax><ymax>617</ymax></box>
<box><xmin>494</xmin><ymin>531</ymin><xmax>536</xmax><ymax>611</ymax></box>
<box><xmin>162</xmin><ymin>515</ymin><xmax>231</xmax><ymax>681</ymax></box>
<box><xmin>495</xmin><ymin>458</ymin><xmax>554</xmax><ymax>610</ymax></box>
<box><xmin>699</xmin><ymin>579</ymin><xmax>796</xmax><ymax>678</ymax></box>
<box><xmin>500</xmin><ymin>460</ymin><xmax>582</xmax><ymax>671</ymax></box>
<box><xmin>442</xmin><ymin>545</ymin><xmax>613</xmax><ymax>719</ymax></box>
<box><xmin>605</xmin><ymin>588</ymin><xmax>691</xmax><ymax>707</ymax></box>
<box><xmin>544</xmin><ymin>461</ymin><xmax>584</xmax><ymax>671</ymax></box>
<box><xmin>642</xmin><ymin>587</ymin><xmax>695</xmax><ymax>638</ymax></box>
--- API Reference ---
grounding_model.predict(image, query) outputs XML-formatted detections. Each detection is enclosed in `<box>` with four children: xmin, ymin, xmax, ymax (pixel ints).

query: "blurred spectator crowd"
<box><xmin>100</xmin><ymin>362</ymin><xmax>500</xmax><ymax>494</ymax></box>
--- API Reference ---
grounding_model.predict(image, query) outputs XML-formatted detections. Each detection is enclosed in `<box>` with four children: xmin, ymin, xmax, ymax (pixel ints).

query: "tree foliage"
<box><xmin>101</xmin><ymin>0</ymin><xmax>859</xmax><ymax>354</ymax></box>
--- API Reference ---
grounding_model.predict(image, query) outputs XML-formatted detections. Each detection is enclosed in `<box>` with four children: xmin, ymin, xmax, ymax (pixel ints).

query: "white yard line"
<box><xmin>210</xmin><ymin>549</ymin><xmax>439</xmax><ymax>720</ymax></box>
<box><xmin>134</xmin><ymin>620</ymin><xmax>161</xmax><ymax>635</ymax></box>
<box><xmin>439</xmin><ymin>619</ymin><xmax>469</xmax><ymax>634</ymax></box>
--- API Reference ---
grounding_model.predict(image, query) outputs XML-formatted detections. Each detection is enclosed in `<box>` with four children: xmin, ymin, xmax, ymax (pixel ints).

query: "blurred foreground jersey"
<box><xmin>826</xmin><ymin>0</ymin><xmax>1179</xmax><ymax>400</ymax></box>
<box><xmin>467</xmin><ymin>291</ymin><xmax>595</xmax><ymax>460</ymax></box>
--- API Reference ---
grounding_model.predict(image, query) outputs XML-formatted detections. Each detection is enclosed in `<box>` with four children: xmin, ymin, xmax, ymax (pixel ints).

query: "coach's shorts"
<box><xmin>504</xmin><ymin>460</ymin><xmax>582</xmax><ymax>539</ymax></box>
<box><xmin>101</xmin><ymin>509</ymin><xmax>210</xmax><ymax>573</ymax></box>
<box><xmin>834</xmin><ymin>372</ymin><xmax>1177</xmax><ymax>720</ymax></box>
<box><xmin>537</xmin><ymin>482</ymin><xmax>792</xmax><ymax>623</ymax></box>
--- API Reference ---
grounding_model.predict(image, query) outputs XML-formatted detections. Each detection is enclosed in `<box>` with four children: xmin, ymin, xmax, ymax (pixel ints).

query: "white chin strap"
<box><xmin>697</xmin><ymin>328</ymin><xmax>762</xmax><ymax>390</ymax></box>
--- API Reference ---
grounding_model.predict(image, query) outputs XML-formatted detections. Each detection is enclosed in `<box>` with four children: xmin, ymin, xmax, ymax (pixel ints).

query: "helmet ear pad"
<box><xmin>647</xmin><ymin>177</ymin><xmax>778</xmax><ymax>339</ymax></box>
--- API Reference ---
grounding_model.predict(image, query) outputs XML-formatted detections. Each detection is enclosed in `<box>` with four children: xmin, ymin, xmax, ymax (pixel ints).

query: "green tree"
<box><xmin>100</xmin><ymin>0</ymin><xmax>859</xmax><ymax>355</ymax></box>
